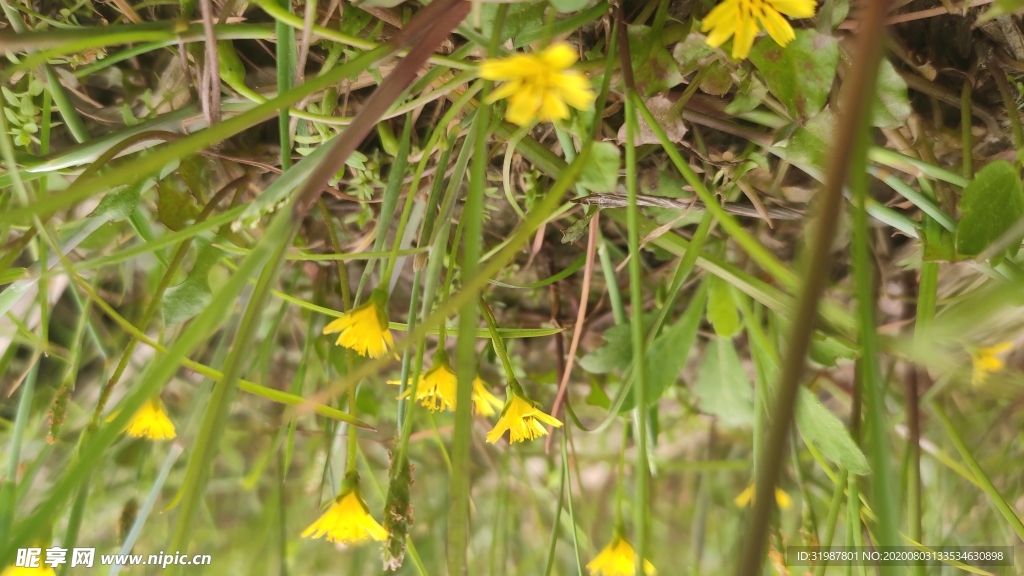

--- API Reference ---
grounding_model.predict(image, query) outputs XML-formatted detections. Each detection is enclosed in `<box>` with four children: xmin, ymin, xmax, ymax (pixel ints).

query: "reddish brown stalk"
<box><xmin>735</xmin><ymin>0</ymin><xmax>892</xmax><ymax>571</ymax></box>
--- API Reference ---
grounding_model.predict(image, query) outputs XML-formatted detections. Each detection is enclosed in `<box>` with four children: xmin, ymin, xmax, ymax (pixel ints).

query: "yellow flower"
<box><xmin>472</xmin><ymin>376</ymin><xmax>503</xmax><ymax>417</ymax></box>
<box><xmin>734</xmin><ymin>483</ymin><xmax>792</xmax><ymax>510</ymax></box>
<box><xmin>2</xmin><ymin>565</ymin><xmax>56</xmax><ymax>576</ymax></box>
<box><xmin>323</xmin><ymin>288</ymin><xmax>395</xmax><ymax>359</ymax></box>
<box><xmin>480</xmin><ymin>42</ymin><xmax>596</xmax><ymax>126</ymax></box>
<box><xmin>394</xmin><ymin>357</ymin><xmax>458</xmax><ymax>412</ymax></box>
<box><xmin>970</xmin><ymin>342</ymin><xmax>1013</xmax><ymax>386</ymax></box>
<box><xmin>486</xmin><ymin>393</ymin><xmax>562</xmax><ymax>443</ymax></box>
<box><xmin>587</xmin><ymin>535</ymin><xmax>656</xmax><ymax>576</ymax></box>
<box><xmin>301</xmin><ymin>489</ymin><xmax>388</xmax><ymax>545</ymax></box>
<box><xmin>701</xmin><ymin>0</ymin><xmax>817</xmax><ymax>60</ymax></box>
<box><xmin>116</xmin><ymin>399</ymin><xmax>176</xmax><ymax>440</ymax></box>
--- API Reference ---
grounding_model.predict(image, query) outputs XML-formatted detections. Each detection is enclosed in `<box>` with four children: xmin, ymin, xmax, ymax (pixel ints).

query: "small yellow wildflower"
<box><xmin>2</xmin><ymin>565</ymin><xmax>56</xmax><ymax>576</ymax></box>
<box><xmin>734</xmin><ymin>483</ymin><xmax>792</xmax><ymax>510</ymax></box>
<box><xmin>323</xmin><ymin>288</ymin><xmax>395</xmax><ymax>359</ymax></box>
<box><xmin>115</xmin><ymin>399</ymin><xmax>176</xmax><ymax>440</ymax></box>
<box><xmin>472</xmin><ymin>376</ymin><xmax>503</xmax><ymax>417</ymax></box>
<box><xmin>480</xmin><ymin>42</ymin><xmax>596</xmax><ymax>126</ymax></box>
<box><xmin>701</xmin><ymin>0</ymin><xmax>817</xmax><ymax>60</ymax></box>
<box><xmin>301</xmin><ymin>488</ymin><xmax>388</xmax><ymax>545</ymax></box>
<box><xmin>587</xmin><ymin>535</ymin><xmax>656</xmax><ymax>576</ymax></box>
<box><xmin>394</xmin><ymin>356</ymin><xmax>458</xmax><ymax>412</ymax></box>
<box><xmin>486</xmin><ymin>393</ymin><xmax>562</xmax><ymax>443</ymax></box>
<box><xmin>970</xmin><ymin>342</ymin><xmax>1013</xmax><ymax>386</ymax></box>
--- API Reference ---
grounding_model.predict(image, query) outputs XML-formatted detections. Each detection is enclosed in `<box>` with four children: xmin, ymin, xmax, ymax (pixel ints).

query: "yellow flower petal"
<box><xmin>486</xmin><ymin>394</ymin><xmax>562</xmax><ymax>444</ymax></box>
<box><xmin>586</xmin><ymin>536</ymin><xmax>656</xmax><ymax>576</ymax></box>
<box><xmin>758</xmin><ymin>6</ymin><xmax>797</xmax><ymax>47</ymax></box>
<box><xmin>2</xmin><ymin>565</ymin><xmax>57</xmax><ymax>576</ymax></box>
<box><xmin>472</xmin><ymin>377</ymin><xmax>503</xmax><ymax>417</ymax></box>
<box><xmin>323</xmin><ymin>290</ymin><xmax>395</xmax><ymax>359</ymax></box>
<box><xmin>734</xmin><ymin>482</ymin><xmax>792</xmax><ymax>510</ymax></box>
<box><xmin>702</xmin><ymin>0</ymin><xmax>816</xmax><ymax>59</ymax></box>
<box><xmin>768</xmin><ymin>0</ymin><xmax>817</xmax><ymax>18</ymax></box>
<box><xmin>479</xmin><ymin>41</ymin><xmax>595</xmax><ymax>126</ymax></box>
<box><xmin>970</xmin><ymin>342</ymin><xmax>1013</xmax><ymax>386</ymax></box>
<box><xmin>118</xmin><ymin>399</ymin><xmax>176</xmax><ymax>440</ymax></box>
<box><xmin>301</xmin><ymin>490</ymin><xmax>388</xmax><ymax>545</ymax></box>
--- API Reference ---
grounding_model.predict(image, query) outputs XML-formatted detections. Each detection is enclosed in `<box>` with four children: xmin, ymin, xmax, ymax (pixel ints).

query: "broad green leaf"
<box><xmin>809</xmin><ymin>332</ymin><xmax>859</xmax><ymax>367</ymax></box>
<box><xmin>579</xmin><ymin>323</ymin><xmax>633</xmax><ymax>374</ymax></box>
<box><xmin>749</xmin><ymin>30</ymin><xmax>838</xmax><ymax>119</ymax></box>
<box><xmin>578</xmin><ymin>141</ymin><xmax>621</xmax><ymax>193</ymax></box>
<box><xmin>699</xmin><ymin>60</ymin><xmax>733</xmax><ymax>96</ymax></box>
<box><xmin>621</xmin><ymin>285</ymin><xmax>707</xmax><ymax>411</ymax></box>
<box><xmin>163</xmin><ymin>240</ymin><xmax>224</xmax><ymax>326</ymax></box>
<box><xmin>672</xmin><ymin>33</ymin><xmax>715</xmax><ymax>75</ymax></box>
<box><xmin>724</xmin><ymin>71</ymin><xmax>768</xmax><ymax>115</ymax></box>
<box><xmin>796</xmin><ymin>388</ymin><xmax>871</xmax><ymax>475</ymax></box>
<box><xmin>157</xmin><ymin>180</ymin><xmax>201</xmax><ymax>232</ymax></box>
<box><xmin>871</xmin><ymin>59</ymin><xmax>911</xmax><ymax>128</ymax></box>
<box><xmin>628</xmin><ymin>25</ymin><xmax>684</xmax><ymax>96</ymax></box>
<box><xmin>955</xmin><ymin>160</ymin><xmax>1024</xmax><ymax>257</ymax></box>
<box><xmin>787</xmin><ymin>108</ymin><xmax>834</xmax><ymax>170</ymax></box>
<box><xmin>585</xmin><ymin>378</ymin><xmax>611</xmax><ymax>409</ymax></box>
<box><xmin>707</xmin><ymin>275</ymin><xmax>740</xmax><ymax>338</ymax></box>
<box><xmin>693</xmin><ymin>338</ymin><xmax>754</xmax><ymax>428</ymax></box>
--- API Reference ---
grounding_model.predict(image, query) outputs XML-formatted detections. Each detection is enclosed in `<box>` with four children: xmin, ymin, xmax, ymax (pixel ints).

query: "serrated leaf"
<box><xmin>578</xmin><ymin>142</ymin><xmax>621</xmax><ymax>193</ymax></box>
<box><xmin>163</xmin><ymin>240</ymin><xmax>224</xmax><ymax>326</ymax></box>
<box><xmin>871</xmin><ymin>59</ymin><xmax>911</xmax><ymax>128</ymax></box>
<box><xmin>749</xmin><ymin>30</ymin><xmax>838</xmax><ymax>119</ymax></box>
<box><xmin>796</xmin><ymin>388</ymin><xmax>870</xmax><ymax>475</ymax></box>
<box><xmin>707</xmin><ymin>275</ymin><xmax>740</xmax><ymax>338</ymax></box>
<box><xmin>955</xmin><ymin>160</ymin><xmax>1024</xmax><ymax>257</ymax></box>
<box><xmin>693</xmin><ymin>338</ymin><xmax>754</xmax><ymax>427</ymax></box>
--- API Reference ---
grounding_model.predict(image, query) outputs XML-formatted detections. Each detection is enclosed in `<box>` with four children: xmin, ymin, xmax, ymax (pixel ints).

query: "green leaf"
<box><xmin>579</xmin><ymin>323</ymin><xmax>634</xmax><ymax>374</ymax></box>
<box><xmin>672</xmin><ymin>33</ymin><xmax>715</xmax><ymax>75</ymax></box>
<box><xmin>699</xmin><ymin>60</ymin><xmax>733</xmax><ymax>97</ymax></box>
<box><xmin>707</xmin><ymin>275</ymin><xmax>740</xmax><ymax>338</ymax></box>
<box><xmin>749</xmin><ymin>30</ymin><xmax>838</xmax><ymax>119</ymax></box>
<box><xmin>90</xmin><ymin>182</ymin><xmax>144</xmax><ymax>223</ymax></box>
<box><xmin>479</xmin><ymin>2</ymin><xmax>546</xmax><ymax>43</ymax></box>
<box><xmin>163</xmin><ymin>240</ymin><xmax>224</xmax><ymax>326</ymax></box>
<box><xmin>692</xmin><ymin>338</ymin><xmax>754</xmax><ymax>428</ymax></box>
<box><xmin>724</xmin><ymin>71</ymin><xmax>768</xmax><ymax>115</ymax></box>
<box><xmin>955</xmin><ymin>160</ymin><xmax>1024</xmax><ymax>257</ymax></box>
<box><xmin>578</xmin><ymin>141</ymin><xmax>621</xmax><ymax>192</ymax></box>
<box><xmin>549</xmin><ymin>0</ymin><xmax>591</xmax><ymax>13</ymax></box>
<box><xmin>796</xmin><ymin>388</ymin><xmax>871</xmax><ymax>475</ymax></box>
<box><xmin>871</xmin><ymin>59</ymin><xmax>911</xmax><ymax>128</ymax></box>
<box><xmin>585</xmin><ymin>378</ymin><xmax>611</xmax><ymax>409</ymax></box>
<box><xmin>628</xmin><ymin>25</ymin><xmax>684</xmax><ymax>96</ymax></box>
<box><xmin>787</xmin><ymin>108</ymin><xmax>834</xmax><ymax>170</ymax></box>
<box><xmin>157</xmin><ymin>180</ymin><xmax>201</xmax><ymax>232</ymax></box>
<box><xmin>809</xmin><ymin>332</ymin><xmax>859</xmax><ymax>367</ymax></box>
<box><xmin>621</xmin><ymin>285</ymin><xmax>707</xmax><ymax>411</ymax></box>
